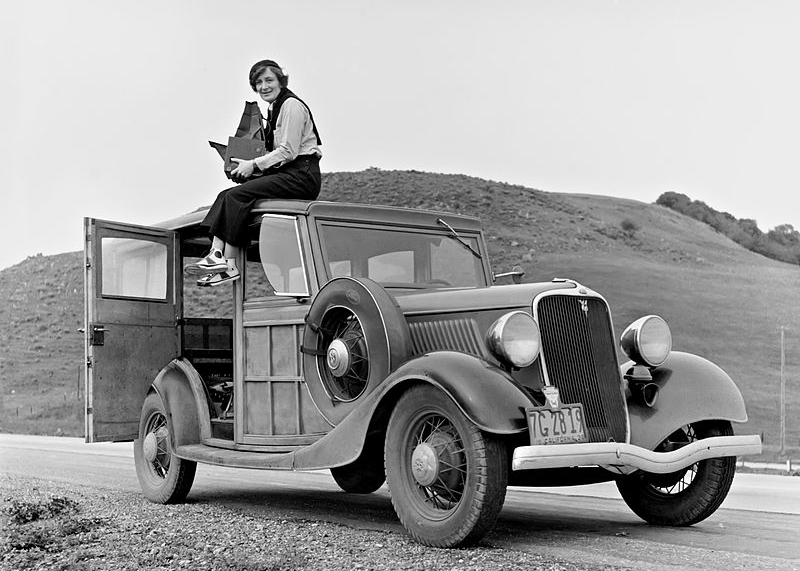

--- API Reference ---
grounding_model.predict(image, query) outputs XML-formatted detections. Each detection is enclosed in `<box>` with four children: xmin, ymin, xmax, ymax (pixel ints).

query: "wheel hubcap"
<box><xmin>406</xmin><ymin>414</ymin><xmax>468</xmax><ymax>512</ymax></box>
<box><xmin>142</xmin><ymin>415</ymin><xmax>171</xmax><ymax>479</ymax></box>
<box><xmin>411</xmin><ymin>443</ymin><xmax>440</xmax><ymax>486</ymax></box>
<box><xmin>143</xmin><ymin>431</ymin><xmax>159</xmax><ymax>462</ymax></box>
<box><xmin>326</xmin><ymin>339</ymin><xmax>351</xmax><ymax>378</ymax></box>
<box><xmin>317</xmin><ymin>308</ymin><xmax>369</xmax><ymax>401</ymax></box>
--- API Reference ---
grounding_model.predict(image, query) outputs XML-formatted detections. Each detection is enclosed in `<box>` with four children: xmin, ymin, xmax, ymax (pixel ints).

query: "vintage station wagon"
<box><xmin>83</xmin><ymin>200</ymin><xmax>762</xmax><ymax>547</ymax></box>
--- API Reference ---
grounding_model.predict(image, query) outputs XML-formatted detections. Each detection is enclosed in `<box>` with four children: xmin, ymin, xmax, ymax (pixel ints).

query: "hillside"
<box><xmin>1</xmin><ymin>169</ymin><xmax>798</xmax><ymax>459</ymax></box>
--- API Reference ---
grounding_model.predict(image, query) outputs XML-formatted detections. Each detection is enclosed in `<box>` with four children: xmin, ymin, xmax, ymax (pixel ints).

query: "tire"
<box><xmin>134</xmin><ymin>392</ymin><xmax>197</xmax><ymax>504</ymax></box>
<box><xmin>616</xmin><ymin>420</ymin><xmax>736</xmax><ymax>526</ymax></box>
<box><xmin>330</xmin><ymin>455</ymin><xmax>386</xmax><ymax>494</ymax></box>
<box><xmin>384</xmin><ymin>385</ymin><xmax>508</xmax><ymax>547</ymax></box>
<box><xmin>302</xmin><ymin>277</ymin><xmax>411</xmax><ymax>425</ymax></box>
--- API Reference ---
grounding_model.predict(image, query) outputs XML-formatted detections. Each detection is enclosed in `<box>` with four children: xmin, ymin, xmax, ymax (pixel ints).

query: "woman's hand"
<box><xmin>230</xmin><ymin>158</ymin><xmax>256</xmax><ymax>182</ymax></box>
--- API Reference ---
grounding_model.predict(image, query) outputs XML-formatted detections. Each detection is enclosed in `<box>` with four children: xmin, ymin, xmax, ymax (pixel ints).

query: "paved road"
<box><xmin>2</xmin><ymin>435</ymin><xmax>799</xmax><ymax>570</ymax></box>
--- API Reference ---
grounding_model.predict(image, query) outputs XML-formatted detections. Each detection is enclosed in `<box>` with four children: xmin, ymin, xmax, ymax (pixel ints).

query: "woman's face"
<box><xmin>255</xmin><ymin>68</ymin><xmax>281</xmax><ymax>104</ymax></box>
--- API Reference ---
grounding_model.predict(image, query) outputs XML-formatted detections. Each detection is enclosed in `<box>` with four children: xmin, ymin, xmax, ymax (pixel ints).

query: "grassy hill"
<box><xmin>1</xmin><ymin>169</ymin><xmax>798</xmax><ymax>460</ymax></box>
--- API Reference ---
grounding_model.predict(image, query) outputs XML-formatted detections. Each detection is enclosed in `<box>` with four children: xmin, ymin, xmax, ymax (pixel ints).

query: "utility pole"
<box><xmin>779</xmin><ymin>326</ymin><xmax>786</xmax><ymax>457</ymax></box>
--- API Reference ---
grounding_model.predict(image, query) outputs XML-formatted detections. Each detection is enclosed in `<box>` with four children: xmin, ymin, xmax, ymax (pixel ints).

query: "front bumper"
<box><xmin>512</xmin><ymin>435</ymin><xmax>762</xmax><ymax>475</ymax></box>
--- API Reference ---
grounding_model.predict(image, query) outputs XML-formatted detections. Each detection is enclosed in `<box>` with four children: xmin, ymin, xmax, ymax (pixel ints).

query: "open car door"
<box><xmin>84</xmin><ymin>218</ymin><xmax>180</xmax><ymax>442</ymax></box>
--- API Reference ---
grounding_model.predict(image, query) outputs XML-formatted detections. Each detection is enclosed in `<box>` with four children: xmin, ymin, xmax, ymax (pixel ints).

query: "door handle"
<box><xmin>90</xmin><ymin>324</ymin><xmax>109</xmax><ymax>346</ymax></box>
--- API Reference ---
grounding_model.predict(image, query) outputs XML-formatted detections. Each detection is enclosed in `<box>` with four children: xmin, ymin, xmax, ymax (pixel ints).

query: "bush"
<box><xmin>620</xmin><ymin>219</ymin><xmax>639</xmax><ymax>236</ymax></box>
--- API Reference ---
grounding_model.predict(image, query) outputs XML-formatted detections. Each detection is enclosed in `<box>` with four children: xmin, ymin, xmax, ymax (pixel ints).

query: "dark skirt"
<box><xmin>202</xmin><ymin>155</ymin><xmax>321</xmax><ymax>246</ymax></box>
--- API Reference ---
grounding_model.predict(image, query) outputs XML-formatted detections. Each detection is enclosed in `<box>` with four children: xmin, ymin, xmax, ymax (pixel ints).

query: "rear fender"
<box><xmin>626</xmin><ymin>351</ymin><xmax>748</xmax><ymax>451</ymax></box>
<box><xmin>151</xmin><ymin>359</ymin><xmax>211</xmax><ymax>447</ymax></box>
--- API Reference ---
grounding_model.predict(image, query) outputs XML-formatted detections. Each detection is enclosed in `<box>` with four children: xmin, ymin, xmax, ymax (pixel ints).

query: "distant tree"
<box><xmin>654</xmin><ymin>192</ymin><xmax>799</xmax><ymax>266</ymax></box>
<box><xmin>656</xmin><ymin>192</ymin><xmax>692</xmax><ymax>211</ymax></box>
<box><xmin>767</xmin><ymin>224</ymin><xmax>800</xmax><ymax>248</ymax></box>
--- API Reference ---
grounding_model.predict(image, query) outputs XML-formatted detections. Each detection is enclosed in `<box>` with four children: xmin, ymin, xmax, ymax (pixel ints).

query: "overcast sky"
<box><xmin>3</xmin><ymin>0</ymin><xmax>799</xmax><ymax>269</ymax></box>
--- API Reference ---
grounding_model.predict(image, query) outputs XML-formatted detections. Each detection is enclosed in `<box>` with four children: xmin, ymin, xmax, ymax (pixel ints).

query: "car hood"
<box><xmin>392</xmin><ymin>281</ymin><xmax>579</xmax><ymax>316</ymax></box>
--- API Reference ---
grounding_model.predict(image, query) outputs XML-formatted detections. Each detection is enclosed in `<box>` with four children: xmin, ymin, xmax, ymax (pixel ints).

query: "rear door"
<box><xmin>84</xmin><ymin>218</ymin><xmax>180</xmax><ymax>442</ymax></box>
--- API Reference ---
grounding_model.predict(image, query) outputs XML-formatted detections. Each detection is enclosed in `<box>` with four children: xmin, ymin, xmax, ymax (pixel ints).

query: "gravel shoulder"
<box><xmin>0</xmin><ymin>474</ymin><xmax>629</xmax><ymax>571</ymax></box>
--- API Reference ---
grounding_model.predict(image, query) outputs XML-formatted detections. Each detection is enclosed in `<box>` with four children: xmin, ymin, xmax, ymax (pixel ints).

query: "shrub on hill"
<box><xmin>656</xmin><ymin>191</ymin><xmax>800</xmax><ymax>265</ymax></box>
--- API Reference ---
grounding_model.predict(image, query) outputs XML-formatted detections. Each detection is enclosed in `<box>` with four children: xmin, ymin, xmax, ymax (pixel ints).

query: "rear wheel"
<box><xmin>330</xmin><ymin>459</ymin><xmax>385</xmax><ymax>494</ymax></box>
<box><xmin>616</xmin><ymin>420</ymin><xmax>736</xmax><ymax>526</ymax></box>
<box><xmin>384</xmin><ymin>385</ymin><xmax>508</xmax><ymax>547</ymax></box>
<box><xmin>134</xmin><ymin>392</ymin><xmax>196</xmax><ymax>503</ymax></box>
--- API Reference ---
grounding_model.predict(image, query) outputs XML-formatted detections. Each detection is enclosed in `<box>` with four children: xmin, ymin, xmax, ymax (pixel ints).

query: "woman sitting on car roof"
<box><xmin>185</xmin><ymin>58</ymin><xmax>322</xmax><ymax>286</ymax></box>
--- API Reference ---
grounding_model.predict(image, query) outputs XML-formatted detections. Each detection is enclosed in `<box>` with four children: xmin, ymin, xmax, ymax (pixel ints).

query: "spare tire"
<box><xmin>302</xmin><ymin>277</ymin><xmax>411</xmax><ymax>425</ymax></box>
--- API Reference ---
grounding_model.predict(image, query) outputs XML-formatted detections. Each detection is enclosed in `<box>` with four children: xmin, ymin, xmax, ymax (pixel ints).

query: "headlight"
<box><xmin>486</xmin><ymin>311</ymin><xmax>541</xmax><ymax>368</ymax></box>
<box><xmin>620</xmin><ymin>315</ymin><xmax>672</xmax><ymax>367</ymax></box>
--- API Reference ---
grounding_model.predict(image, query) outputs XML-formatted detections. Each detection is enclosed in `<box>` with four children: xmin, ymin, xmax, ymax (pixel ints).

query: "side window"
<box><xmin>259</xmin><ymin>216</ymin><xmax>309</xmax><ymax>296</ymax></box>
<box><xmin>101</xmin><ymin>237</ymin><xmax>168</xmax><ymax>300</ymax></box>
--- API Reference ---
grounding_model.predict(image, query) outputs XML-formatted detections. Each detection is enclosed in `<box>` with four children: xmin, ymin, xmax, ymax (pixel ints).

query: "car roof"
<box><xmin>156</xmin><ymin>199</ymin><xmax>483</xmax><ymax>233</ymax></box>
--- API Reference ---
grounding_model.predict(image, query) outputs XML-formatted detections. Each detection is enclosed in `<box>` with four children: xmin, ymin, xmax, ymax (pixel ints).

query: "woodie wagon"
<box><xmin>83</xmin><ymin>199</ymin><xmax>762</xmax><ymax>547</ymax></box>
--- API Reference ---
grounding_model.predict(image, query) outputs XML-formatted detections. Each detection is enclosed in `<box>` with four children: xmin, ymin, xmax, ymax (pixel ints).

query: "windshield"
<box><xmin>318</xmin><ymin>222</ymin><xmax>486</xmax><ymax>288</ymax></box>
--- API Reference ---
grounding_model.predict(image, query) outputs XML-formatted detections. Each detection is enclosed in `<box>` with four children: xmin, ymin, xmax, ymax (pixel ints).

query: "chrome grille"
<box><xmin>408</xmin><ymin>318</ymin><xmax>487</xmax><ymax>357</ymax></box>
<box><xmin>536</xmin><ymin>294</ymin><xmax>627</xmax><ymax>443</ymax></box>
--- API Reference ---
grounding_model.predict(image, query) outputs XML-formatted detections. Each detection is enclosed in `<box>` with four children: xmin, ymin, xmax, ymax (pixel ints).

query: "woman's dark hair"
<box><xmin>249</xmin><ymin>59</ymin><xmax>289</xmax><ymax>90</ymax></box>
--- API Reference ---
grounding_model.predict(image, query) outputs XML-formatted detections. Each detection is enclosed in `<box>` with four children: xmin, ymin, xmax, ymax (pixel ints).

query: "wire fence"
<box><xmin>6</xmin><ymin>392</ymin><xmax>81</xmax><ymax>418</ymax></box>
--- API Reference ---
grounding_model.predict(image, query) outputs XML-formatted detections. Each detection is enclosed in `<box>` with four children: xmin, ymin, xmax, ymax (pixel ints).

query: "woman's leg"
<box><xmin>223</xmin><ymin>243</ymin><xmax>239</xmax><ymax>259</ymax></box>
<box><xmin>202</xmin><ymin>157</ymin><xmax>321</xmax><ymax>247</ymax></box>
<box><xmin>192</xmin><ymin>156</ymin><xmax>321</xmax><ymax>286</ymax></box>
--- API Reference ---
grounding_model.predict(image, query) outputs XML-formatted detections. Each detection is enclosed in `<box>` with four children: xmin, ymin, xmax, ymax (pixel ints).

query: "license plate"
<box><xmin>526</xmin><ymin>403</ymin><xmax>587</xmax><ymax>445</ymax></box>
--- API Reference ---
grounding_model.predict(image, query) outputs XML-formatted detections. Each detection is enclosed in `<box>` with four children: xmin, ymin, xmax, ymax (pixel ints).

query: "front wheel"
<box><xmin>134</xmin><ymin>392</ymin><xmax>196</xmax><ymax>503</ymax></box>
<box><xmin>616</xmin><ymin>420</ymin><xmax>736</xmax><ymax>526</ymax></box>
<box><xmin>384</xmin><ymin>385</ymin><xmax>508</xmax><ymax>547</ymax></box>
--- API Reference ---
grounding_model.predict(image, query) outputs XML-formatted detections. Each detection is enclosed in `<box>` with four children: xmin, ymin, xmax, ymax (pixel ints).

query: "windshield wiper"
<box><xmin>436</xmin><ymin>218</ymin><xmax>482</xmax><ymax>260</ymax></box>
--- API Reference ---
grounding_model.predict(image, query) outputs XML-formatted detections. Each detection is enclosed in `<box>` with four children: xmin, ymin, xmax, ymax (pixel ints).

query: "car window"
<box><xmin>258</xmin><ymin>215</ymin><xmax>309</xmax><ymax>296</ymax></box>
<box><xmin>101</xmin><ymin>237</ymin><xmax>167</xmax><ymax>300</ymax></box>
<box><xmin>319</xmin><ymin>223</ymin><xmax>485</xmax><ymax>288</ymax></box>
<box><xmin>368</xmin><ymin>251</ymin><xmax>414</xmax><ymax>282</ymax></box>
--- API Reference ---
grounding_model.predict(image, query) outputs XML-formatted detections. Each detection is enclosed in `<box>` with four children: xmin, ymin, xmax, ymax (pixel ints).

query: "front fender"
<box><xmin>384</xmin><ymin>351</ymin><xmax>534</xmax><ymax>434</ymax></box>
<box><xmin>626</xmin><ymin>351</ymin><xmax>748</xmax><ymax>451</ymax></box>
<box><xmin>151</xmin><ymin>358</ymin><xmax>211</xmax><ymax>447</ymax></box>
<box><xmin>293</xmin><ymin>351</ymin><xmax>533</xmax><ymax>470</ymax></box>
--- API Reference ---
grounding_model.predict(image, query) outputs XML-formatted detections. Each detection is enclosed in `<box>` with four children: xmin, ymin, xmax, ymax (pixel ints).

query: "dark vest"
<box><xmin>265</xmin><ymin>88</ymin><xmax>322</xmax><ymax>152</ymax></box>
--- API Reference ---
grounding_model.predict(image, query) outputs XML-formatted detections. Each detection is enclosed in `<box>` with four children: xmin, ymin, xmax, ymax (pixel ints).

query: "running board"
<box><xmin>175</xmin><ymin>443</ymin><xmax>296</xmax><ymax>470</ymax></box>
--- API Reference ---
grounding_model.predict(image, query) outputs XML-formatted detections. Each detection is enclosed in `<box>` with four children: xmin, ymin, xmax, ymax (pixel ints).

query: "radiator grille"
<box><xmin>536</xmin><ymin>295</ymin><xmax>627</xmax><ymax>443</ymax></box>
<box><xmin>408</xmin><ymin>318</ymin><xmax>487</xmax><ymax>357</ymax></box>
